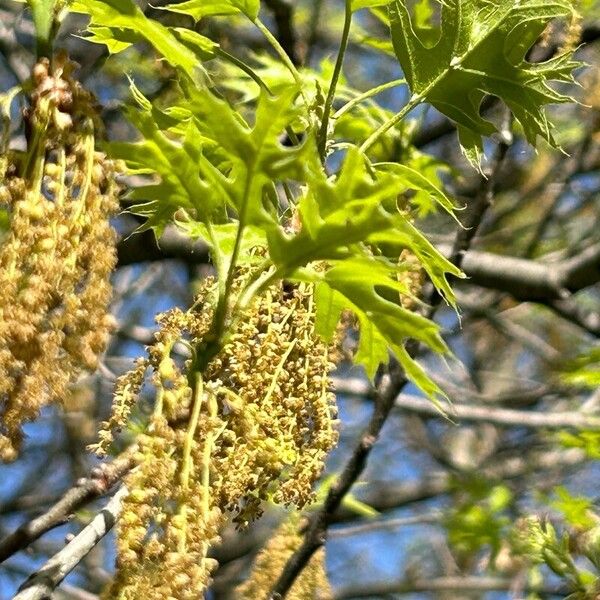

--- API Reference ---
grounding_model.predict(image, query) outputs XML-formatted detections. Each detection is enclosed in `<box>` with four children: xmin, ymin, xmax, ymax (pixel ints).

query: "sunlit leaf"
<box><xmin>161</xmin><ymin>0</ymin><xmax>260</xmax><ymax>21</ymax></box>
<box><xmin>389</xmin><ymin>0</ymin><xmax>579</xmax><ymax>165</ymax></box>
<box><xmin>69</xmin><ymin>0</ymin><xmax>216</xmax><ymax>77</ymax></box>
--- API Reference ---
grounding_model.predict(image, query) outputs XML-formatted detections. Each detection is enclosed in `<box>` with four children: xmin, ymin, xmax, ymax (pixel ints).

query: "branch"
<box><xmin>116</xmin><ymin>226</ymin><xmax>209</xmax><ymax>267</ymax></box>
<box><xmin>549</xmin><ymin>296</ymin><xmax>600</xmax><ymax>337</ymax></box>
<box><xmin>115</xmin><ymin>229</ymin><xmax>600</xmax><ymax>316</ymax></box>
<box><xmin>268</xmin><ymin>364</ymin><xmax>409</xmax><ymax>598</ymax></box>
<box><xmin>330</xmin><ymin>512</ymin><xmax>442</xmax><ymax>539</ymax></box>
<box><xmin>0</xmin><ymin>451</ymin><xmax>134</xmax><ymax>564</ymax></box>
<box><xmin>455</xmin><ymin>241</ymin><xmax>600</xmax><ymax>301</ymax></box>
<box><xmin>395</xmin><ymin>394</ymin><xmax>600</xmax><ymax>430</ymax></box>
<box><xmin>13</xmin><ymin>487</ymin><xmax>127</xmax><ymax>600</ymax></box>
<box><xmin>333</xmin><ymin>575</ymin><xmax>568</xmax><ymax>599</ymax></box>
<box><xmin>351</xmin><ymin>448</ymin><xmax>585</xmax><ymax>518</ymax></box>
<box><xmin>55</xmin><ymin>583</ymin><xmax>99</xmax><ymax>600</ymax></box>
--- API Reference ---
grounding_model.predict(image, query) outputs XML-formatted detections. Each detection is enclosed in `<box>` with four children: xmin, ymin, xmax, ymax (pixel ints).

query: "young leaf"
<box><xmin>375</xmin><ymin>160</ymin><xmax>456</xmax><ymax>217</ymax></box>
<box><xmin>176</xmin><ymin>221</ymin><xmax>268</xmax><ymax>267</ymax></box>
<box><xmin>321</xmin><ymin>257</ymin><xmax>446</xmax><ymax>354</ymax></box>
<box><xmin>313</xmin><ymin>282</ymin><xmax>347</xmax><ymax>342</ymax></box>
<box><xmin>113</xmin><ymin>83</ymin><xmax>309</xmax><ymax>238</ymax></box>
<box><xmin>389</xmin><ymin>0</ymin><xmax>579</xmax><ymax>164</ymax></box>
<box><xmin>303</xmin><ymin>259</ymin><xmax>449</xmax><ymax>396</ymax></box>
<box><xmin>266</xmin><ymin>147</ymin><xmax>459</xmax><ymax>396</ymax></box>
<box><xmin>179</xmin><ymin>84</ymin><xmax>310</xmax><ymax>228</ymax></box>
<box><xmin>268</xmin><ymin>148</ymin><xmax>461</xmax><ymax>306</ymax></box>
<box><xmin>161</xmin><ymin>0</ymin><xmax>260</xmax><ymax>21</ymax></box>
<box><xmin>107</xmin><ymin>85</ymin><xmax>223</xmax><ymax>236</ymax></box>
<box><xmin>69</xmin><ymin>0</ymin><xmax>216</xmax><ymax>77</ymax></box>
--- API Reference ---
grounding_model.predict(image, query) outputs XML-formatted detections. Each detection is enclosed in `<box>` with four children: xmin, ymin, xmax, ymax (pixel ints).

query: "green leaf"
<box><xmin>558</xmin><ymin>430</ymin><xmax>600</xmax><ymax>459</ymax></box>
<box><xmin>107</xmin><ymin>85</ymin><xmax>222</xmax><ymax>236</ymax></box>
<box><xmin>69</xmin><ymin>0</ymin><xmax>216</xmax><ymax>77</ymax></box>
<box><xmin>353</xmin><ymin>316</ymin><xmax>389</xmax><ymax>379</ymax></box>
<box><xmin>266</xmin><ymin>146</ymin><xmax>460</xmax><ymax>394</ymax></box>
<box><xmin>389</xmin><ymin>0</ymin><xmax>579</xmax><ymax>165</ymax></box>
<box><xmin>550</xmin><ymin>487</ymin><xmax>595</xmax><ymax>529</ymax></box>
<box><xmin>268</xmin><ymin>148</ymin><xmax>446</xmax><ymax>271</ymax></box>
<box><xmin>316</xmin><ymin>475</ymin><xmax>379</xmax><ymax>517</ymax></box>
<box><xmin>161</xmin><ymin>0</ymin><xmax>260</xmax><ymax>21</ymax></box>
<box><xmin>176</xmin><ymin>221</ymin><xmax>267</xmax><ymax>266</ymax></box>
<box><xmin>113</xmin><ymin>82</ymin><xmax>309</xmax><ymax>240</ymax></box>
<box><xmin>375</xmin><ymin>160</ymin><xmax>456</xmax><ymax>217</ymax></box>
<box><xmin>82</xmin><ymin>26</ymin><xmax>134</xmax><ymax>54</ymax></box>
<box><xmin>179</xmin><ymin>83</ymin><xmax>310</xmax><ymax>228</ymax></box>
<box><xmin>562</xmin><ymin>346</ymin><xmax>600</xmax><ymax>387</ymax></box>
<box><xmin>314</xmin><ymin>282</ymin><xmax>347</xmax><ymax>342</ymax></box>
<box><xmin>341</xmin><ymin>495</ymin><xmax>380</xmax><ymax>518</ymax></box>
<box><xmin>321</xmin><ymin>258</ymin><xmax>447</xmax><ymax>354</ymax></box>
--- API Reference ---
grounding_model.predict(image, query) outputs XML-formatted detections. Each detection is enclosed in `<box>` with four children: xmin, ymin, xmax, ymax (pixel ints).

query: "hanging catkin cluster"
<box><xmin>96</xmin><ymin>277</ymin><xmax>339</xmax><ymax>600</ymax></box>
<box><xmin>0</xmin><ymin>53</ymin><xmax>119</xmax><ymax>461</ymax></box>
<box><xmin>237</xmin><ymin>512</ymin><xmax>333</xmax><ymax>600</ymax></box>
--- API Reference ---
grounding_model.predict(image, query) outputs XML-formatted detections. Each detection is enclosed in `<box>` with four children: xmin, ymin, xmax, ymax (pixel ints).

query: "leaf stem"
<box><xmin>334</xmin><ymin>78</ymin><xmax>406</xmax><ymax>120</ymax></box>
<box><xmin>317</xmin><ymin>0</ymin><xmax>352</xmax><ymax>160</ymax></box>
<box><xmin>211</xmin><ymin>171</ymin><xmax>253</xmax><ymax>345</ymax></box>
<box><xmin>29</xmin><ymin>0</ymin><xmax>57</xmax><ymax>58</ymax></box>
<box><xmin>235</xmin><ymin>263</ymin><xmax>281</xmax><ymax>315</ymax></box>
<box><xmin>254</xmin><ymin>18</ymin><xmax>307</xmax><ymax>103</ymax></box>
<box><xmin>181</xmin><ymin>372</ymin><xmax>204</xmax><ymax>491</ymax></box>
<box><xmin>360</xmin><ymin>95</ymin><xmax>422</xmax><ymax>153</ymax></box>
<box><xmin>215</xmin><ymin>47</ymin><xmax>272</xmax><ymax>94</ymax></box>
<box><xmin>206</xmin><ymin>222</ymin><xmax>227</xmax><ymax>292</ymax></box>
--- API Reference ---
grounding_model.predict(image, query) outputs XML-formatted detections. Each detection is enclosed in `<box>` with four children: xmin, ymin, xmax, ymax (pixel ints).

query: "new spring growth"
<box><xmin>0</xmin><ymin>52</ymin><xmax>119</xmax><ymax>461</ymax></box>
<box><xmin>237</xmin><ymin>511</ymin><xmax>333</xmax><ymax>600</ymax></box>
<box><xmin>96</xmin><ymin>276</ymin><xmax>339</xmax><ymax>599</ymax></box>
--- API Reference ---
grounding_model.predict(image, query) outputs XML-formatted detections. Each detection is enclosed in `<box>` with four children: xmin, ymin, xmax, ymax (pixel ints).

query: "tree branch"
<box><xmin>116</xmin><ymin>226</ymin><xmax>209</xmax><ymax>267</ymax></box>
<box><xmin>455</xmin><ymin>242</ymin><xmax>600</xmax><ymax>301</ymax></box>
<box><xmin>13</xmin><ymin>487</ymin><xmax>127</xmax><ymax>600</ymax></box>
<box><xmin>395</xmin><ymin>394</ymin><xmax>600</xmax><ymax>430</ymax></box>
<box><xmin>0</xmin><ymin>451</ymin><xmax>134</xmax><ymax>564</ymax></box>
<box><xmin>350</xmin><ymin>448</ymin><xmax>584</xmax><ymax>518</ymax></box>
<box><xmin>333</xmin><ymin>575</ymin><xmax>568</xmax><ymax>599</ymax></box>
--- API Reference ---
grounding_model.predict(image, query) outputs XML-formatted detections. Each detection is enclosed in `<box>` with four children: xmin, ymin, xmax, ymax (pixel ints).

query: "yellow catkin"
<box><xmin>0</xmin><ymin>53</ymin><xmax>119</xmax><ymax>461</ymax></box>
<box><xmin>398</xmin><ymin>248</ymin><xmax>425</xmax><ymax>309</ymax></box>
<box><xmin>560</xmin><ymin>4</ymin><xmax>583</xmax><ymax>54</ymax></box>
<box><xmin>237</xmin><ymin>513</ymin><xmax>333</xmax><ymax>600</ymax></box>
<box><xmin>97</xmin><ymin>277</ymin><xmax>339</xmax><ymax>599</ymax></box>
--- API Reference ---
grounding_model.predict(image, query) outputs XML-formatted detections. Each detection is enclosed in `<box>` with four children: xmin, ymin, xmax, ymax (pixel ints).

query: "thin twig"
<box><xmin>262</xmin><ymin>0</ymin><xmax>300</xmax><ymax>65</ymax></box>
<box><xmin>13</xmin><ymin>487</ymin><xmax>127</xmax><ymax>600</ymax></box>
<box><xmin>333</xmin><ymin>575</ymin><xmax>568</xmax><ymax>599</ymax></box>
<box><xmin>395</xmin><ymin>394</ymin><xmax>600</xmax><ymax>430</ymax></box>
<box><xmin>0</xmin><ymin>451</ymin><xmax>134</xmax><ymax>564</ymax></box>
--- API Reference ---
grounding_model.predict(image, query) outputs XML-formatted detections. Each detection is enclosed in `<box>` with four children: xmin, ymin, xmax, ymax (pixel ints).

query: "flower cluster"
<box><xmin>98</xmin><ymin>277</ymin><xmax>339</xmax><ymax>599</ymax></box>
<box><xmin>236</xmin><ymin>512</ymin><xmax>332</xmax><ymax>600</ymax></box>
<box><xmin>0</xmin><ymin>53</ymin><xmax>119</xmax><ymax>461</ymax></box>
<box><xmin>398</xmin><ymin>248</ymin><xmax>425</xmax><ymax>310</ymax></box>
